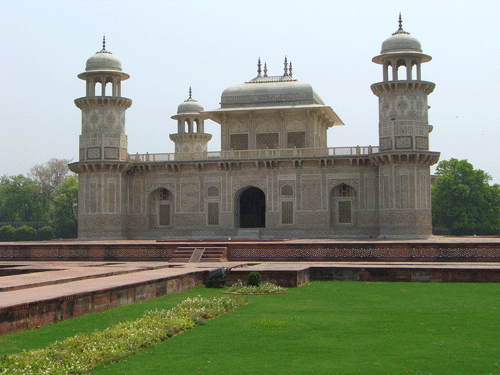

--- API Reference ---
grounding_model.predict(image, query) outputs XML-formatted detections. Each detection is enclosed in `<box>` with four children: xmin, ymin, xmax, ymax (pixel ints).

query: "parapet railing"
<box><xmin>128</xmin><ymin>146</ymin><xmax>379</xmax><ymax>162</ymax></box>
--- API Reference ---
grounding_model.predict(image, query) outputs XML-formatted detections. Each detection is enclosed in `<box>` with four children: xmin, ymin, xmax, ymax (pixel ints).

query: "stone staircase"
<box><xmin>199</xmin><ymin>247</ymin><xmax>227</xmax><ymax>262</ymax></box>
<box><xmin>169</xmin><ymin>246</ymin><xmax>227</xmax><ymax>263</ymax></box>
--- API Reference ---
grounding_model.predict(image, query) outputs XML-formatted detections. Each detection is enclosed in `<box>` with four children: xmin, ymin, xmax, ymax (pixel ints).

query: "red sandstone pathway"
<box><xmin>0</xmin><ymin>265</ymin><xmax>199</xmax><ymax>309</ymax></box>
<box><xmin>2</xmin><ymin>260</ymin><xmax>500</xmax><ymax>311</ymax></box>
<box><xmin>2</xmin><ymin>235</ymin><xmax>500</xmax><ymax>247</ymax></box>
<box><xmin>0</xmin><ymin>262</ymin><xmax>172</xmax><ymax>292</ymax></box>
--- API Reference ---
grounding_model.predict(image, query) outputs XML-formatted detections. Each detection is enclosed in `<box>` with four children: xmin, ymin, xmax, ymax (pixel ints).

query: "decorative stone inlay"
<box><xmin>87</xmin><ymin>147</ymin><xmax>101</xmax><ymax>159</ymax></box>
<box><xmin>104</xmin><ymin>147</ymin><xmax>119</xmax><ymax>159</ymax></box>
<box><xmin>395</xmin><ymin>136</ymin><xmax>412</xmax><ymax>149</ymax></box>
<box><xmin>416</xmin><ymin>136</ymin><xmax>428</xmax><ymax>150</ymax></box>
<box><xmin>380</xmin><ymin>138</ymin><xmax>392</xmax><ymax>150</ymax></box>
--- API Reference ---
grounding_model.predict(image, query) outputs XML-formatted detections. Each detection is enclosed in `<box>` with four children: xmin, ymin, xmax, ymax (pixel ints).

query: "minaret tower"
<box><xmin>69</xmin><ymin>37</ymin><xmax>132</xmax><ymax>239</ymax></box>
<box><xmin>170</xmin><ymin>88</ymin><xmax>212</xmax><ymax>160</ymax></box>
<box><xmin>371</xmin><ymin>15</ymin><xmax>440</xmax><ymax>237</ymax></box>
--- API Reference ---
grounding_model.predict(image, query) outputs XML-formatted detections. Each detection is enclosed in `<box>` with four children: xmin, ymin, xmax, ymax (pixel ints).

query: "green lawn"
<box><xmin>2</xmin><ymin>281</ymin><xmax>500</xmax><ymax>374</ymax></box>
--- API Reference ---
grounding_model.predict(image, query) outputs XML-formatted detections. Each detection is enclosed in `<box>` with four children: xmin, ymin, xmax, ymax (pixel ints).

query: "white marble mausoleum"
<box><xmin>69</xmin><ymin>17</ymin><xmax>440</xmax><ymax>240</ymax></box>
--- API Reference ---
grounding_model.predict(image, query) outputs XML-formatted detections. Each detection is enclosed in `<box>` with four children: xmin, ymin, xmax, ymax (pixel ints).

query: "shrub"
<box><xmin>227</xmin><ymin>281</ymin><xmax>287</xmax><ymax>294</ymax></box>
<box><xmin>248</xmin><ymin>271</ymin><xmax>261</xmax><ymax>286</ymax></box>
<box><xmin>37</xmin><ymin>226</ymin><xmax>55</xmax><ymax>240</ymax></box>
<box><xmin>0</xmin><ymin>225</ymin><xmax>15</xmax><ymax>241</ymax></box>
<box><xmin>12</xmin><ymin>225</ymin><xmax>36</xmax><ymax>241</ymax></box>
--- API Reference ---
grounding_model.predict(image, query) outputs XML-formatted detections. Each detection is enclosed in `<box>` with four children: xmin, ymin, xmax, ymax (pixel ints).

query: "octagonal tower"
<box><xmin>370</xmin><ymin>16</ymin><xmax>440</xmax><ymax>238</ymax></box>
<box><xmin>69</xmin><ymin>37</ymin><xmax>132</xmax><ymax>239</ymax></box>
<box><xmin>170</xmin><ymin>88</ymin><xmax>212</xmax><ymax>160</ymax></box>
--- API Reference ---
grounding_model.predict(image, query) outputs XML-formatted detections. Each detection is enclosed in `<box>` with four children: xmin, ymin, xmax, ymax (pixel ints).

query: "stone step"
<box><xmin>236</xmin><ymin>229</ymin><xmax>261</xmax><ymax>239</ymax></box>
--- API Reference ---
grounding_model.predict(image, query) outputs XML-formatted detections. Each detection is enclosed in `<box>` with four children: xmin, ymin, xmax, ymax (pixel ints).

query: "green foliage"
<box><xmin>247</xmin><ymin>271</ymin><xmax>261</xmax><ymax>286</ymax></box>
<box><xmin>0</xmin><ymin>175</ymin><xmax>50</xmax><ymax>222</ymax></box>
<box><xmin>37</xmin><ymin>226</ymin><xmax>55</xmax><ymax>240</ymax></box>
<box><xmin>0</xmin><ymin>295</ymin><xmax>244</xmax><ymax>374</ymax></box>
<box><xmin>52</xmin><ymin>176</ymin><xmax>78</xmax><ymax>238</ymax></box>
<box><xmin>0</xmin><ymin>225</ymin><xmax>15</xmax><ymax>241</ymax></box>
<box><xmin>432</xmin><ymin>158</ymin><xmax>500</xmax><ymax>235</ymax></box>
<box><xmin>12</xmin><ymin>225</ymin><xmax>37</xmax><ymax>241</ymax></box>
<box><xmin>0</xmin><ymin>160</ymin><xmax>77</xmax><ymax>239</ymax></box>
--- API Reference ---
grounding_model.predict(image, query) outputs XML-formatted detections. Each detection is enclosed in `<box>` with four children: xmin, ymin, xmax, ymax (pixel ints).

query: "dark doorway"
<box><xmin>239</xmin><ymin>187</ymin><xmax>266</xmax><ymax>228</ymax></box>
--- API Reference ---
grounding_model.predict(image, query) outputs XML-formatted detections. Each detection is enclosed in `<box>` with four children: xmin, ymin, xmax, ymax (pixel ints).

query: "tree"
<box><xmin>432</xmin><ymin>159</ymin><xmax>500</xmax><ymax>235</ymax></box>
<box><xmin>52</xmin><ymin>176</ymin><xmax>78</xmax><ymax>238</ymax></box>
<box><xmin>0</xmin><ymin>175</ymin><xmax>50</xmax><ymax>222</ymax></box>
<box><xmin>29</xmin><ymin>158</ymin><xmax>72</xmax><ymax>201</ymax></box>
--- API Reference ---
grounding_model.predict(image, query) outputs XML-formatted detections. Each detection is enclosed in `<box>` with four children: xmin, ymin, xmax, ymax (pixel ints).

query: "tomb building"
<box><xmin>69</xmin><ymin>18</ymin><xmax>440</xmax><ymax>239</ymax></box>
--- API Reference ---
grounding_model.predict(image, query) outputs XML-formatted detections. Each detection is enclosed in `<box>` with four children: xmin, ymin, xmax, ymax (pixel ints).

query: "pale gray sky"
<box><xmin>1</xmin><ymin>0</ymin><xmax>499</xmax><ymax>184</ymax></box>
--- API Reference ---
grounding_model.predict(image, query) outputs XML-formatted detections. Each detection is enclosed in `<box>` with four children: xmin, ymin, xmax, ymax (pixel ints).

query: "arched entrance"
<box><xmin>238</xmin><ymin>187</ymin><xmax>266</xmax><ymax>228</ymax></box>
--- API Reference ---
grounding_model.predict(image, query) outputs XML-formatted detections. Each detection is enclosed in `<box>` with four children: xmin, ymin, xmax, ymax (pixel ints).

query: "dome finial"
<box><xmin>189</xmin><ymin>86</ymin><xmax>192</xmax><ymax>99</ymax></box>
<box><xmin>257</xmin><ymin>57</ymin><xmax>262</xmax><ymax>76</ymax></box>
<box><xmin>102</xmin><ymin>35</ymin><xmax>106</xmax><ymax>51</ymax></box>
<box><xmin>398</xmin><ymin>12</ymin><xmax>403</xmax><ymax>31</ymax></box>
<box><xmin>289</xmin><ymin>61</ymin><xmax>292</xmax><ymax>78</ymax></box>
<box><xmin>263</xmin><ymin>62</ymin><xmax>268</xmax><ymax>77</ymax></box>
<box><xmin>284</xmin><ymin>56</ymin><xmax>289</xmax><ymax>77</ymax></box>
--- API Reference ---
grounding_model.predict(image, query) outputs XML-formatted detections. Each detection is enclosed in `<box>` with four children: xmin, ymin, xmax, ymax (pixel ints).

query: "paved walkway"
<box><xmin>2</xmin><ymin>260</ymin><xmax>500</xmax><ymax>311</ymax></box>
<box><xmin>1</xmin><ymin>235</ymin><xmax>500</xmax><ymax>246</ymax></box>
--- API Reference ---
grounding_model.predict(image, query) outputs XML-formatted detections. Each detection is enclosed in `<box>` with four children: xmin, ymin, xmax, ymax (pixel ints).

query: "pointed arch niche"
<box><xmin>330</xmin><ymin>183</ymin><xmax>357</xmax><ymax>227</ymax></box>
<box><xmin>148</xmin><ymin>188</ymin><xmax>173</xmax><ymax>228</ymax></box>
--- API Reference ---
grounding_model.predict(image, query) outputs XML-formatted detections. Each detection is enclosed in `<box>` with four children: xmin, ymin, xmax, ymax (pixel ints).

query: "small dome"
<box><xmin>372</xmin><ymin>16</ymin><xmax>431</xmax><ymax>64</ymax></box>
<box><xmin>381</xmin><ymin>29</ymin><xmax>422</xmax><ymax>54</ymax></box>
<box><xmin>177</xmin><ymin>98</ymin><xmax>204</xmax><ymax>114</ymax></box>
<box><xmin>86</xmin><ymin>50</ymin><xmax>122</xmax><ymax>72</ymax></box>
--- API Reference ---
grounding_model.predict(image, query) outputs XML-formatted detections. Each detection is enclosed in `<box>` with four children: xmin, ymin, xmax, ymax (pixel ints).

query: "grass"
<box><xmin>2</xmin><ymin>281</ymin><xmax>500</xmax><ymax>374</ymax></box>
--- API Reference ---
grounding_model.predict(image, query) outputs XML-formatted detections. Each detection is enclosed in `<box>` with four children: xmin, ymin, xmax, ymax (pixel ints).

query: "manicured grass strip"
<box><xmin>0</xmin><ymin>294</ymin><xmax>246</xmax><ymax>374</ymax></box>
<box><xmin>94</xmin><ymin>281</ymin><xmax>500</xmax><ymax>375</ymax></box>
<box><xmin>0</xmin><ymin>286</ymin><xmax>221</xmax><ymax>355</ymax></box>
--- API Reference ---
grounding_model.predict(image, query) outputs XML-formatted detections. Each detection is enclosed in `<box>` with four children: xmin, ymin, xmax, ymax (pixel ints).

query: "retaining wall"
<box><xmin>2</xmin><ymin>241</ymin><xmax>500</xmax><ymax>262</ymax></box>
<box><xmin>0</xmin><ymin>271</ymin><xmax>202</xmax><ymax>335</ymax></box>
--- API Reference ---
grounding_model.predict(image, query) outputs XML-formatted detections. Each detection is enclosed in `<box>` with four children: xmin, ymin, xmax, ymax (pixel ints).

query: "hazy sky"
<box><xmin>2</xmin><ymin>0</ymin><xmax>499</xmax><ymax>184</ymax></box>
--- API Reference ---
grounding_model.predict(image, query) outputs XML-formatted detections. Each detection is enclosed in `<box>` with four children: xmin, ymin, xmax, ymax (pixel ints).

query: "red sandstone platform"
<box><xmin>2</xmin><ymin>236</ymin><xmax>500</xmax><ymax>335</ymax></box>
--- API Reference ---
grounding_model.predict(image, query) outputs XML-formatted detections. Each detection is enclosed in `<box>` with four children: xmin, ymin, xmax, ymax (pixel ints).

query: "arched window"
<box><xmin>207</xmin><ymin>186</ymin><xmax>219</xmax><ymax>197</ymax></box>
<box><xmin>280</xmin><ymin>184</ymin><xmax>294</xmax><ymax>197</ymax></box>
<box><xmin>396</xmin><ymin>58</ymin><xmax>406</xmax><ymax>81</ymax></box>
<box><xmin>149</xmin><ymin>188</ymin><xmax>173</xmax><ymax>228</ymax></box>
<box><xmin>330</xmin><ymin>184</ymin><xmax>356</xmax><ymax>226</ymax></box>
<box><xmin>334</xmin><ymin>184</ymin><xmax>355</xmax><ymax>198</ymax></box>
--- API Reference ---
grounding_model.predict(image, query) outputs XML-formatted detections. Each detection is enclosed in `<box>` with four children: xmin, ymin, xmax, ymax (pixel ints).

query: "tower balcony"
<box><xmin>74</xmin><ymin>96</ymin><xmax>132</xmax><ymax>109</ymax></box>
<box><xmin>371</xmin><ymin>80</ymin><xmax>435</xmax><ymax>96</ymax></box>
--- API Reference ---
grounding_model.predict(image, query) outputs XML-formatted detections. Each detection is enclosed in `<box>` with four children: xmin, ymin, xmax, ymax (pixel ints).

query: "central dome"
<box><xmin>221</xmin><ymin>76</ymin><xmax>324</xmax><ymax>109</ymax></box>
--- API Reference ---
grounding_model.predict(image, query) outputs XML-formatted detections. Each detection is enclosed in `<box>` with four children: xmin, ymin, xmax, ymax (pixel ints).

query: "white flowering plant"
<box><xmin>226</xmin><ymin>281</ymin><xmax>287</xmax><ymax>294</ymax></box>
<box><xmin>0</xmin><ymin>295</ymin><xmax>245</xmax><ymax>375</ymax></box>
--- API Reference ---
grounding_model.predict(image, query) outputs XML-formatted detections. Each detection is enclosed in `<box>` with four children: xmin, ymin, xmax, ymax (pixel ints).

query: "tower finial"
<box><xmin>102</xmin><ymin>35</ymin><xmax>106</xmax><ymax>51</ymax></box>
<box><xmin>289</xmin><ymin>61</ymin><xmax>292</xmax><ymax>78</ymax></box>
<box><xmin>263</xmin><ymin>62</ymin><xmax>268</xmax><ymax>77</ymax></box>
<box><xmin>257</xmin><ymin>57</ymin><xmax>262</xmax><ymax>76</ymax></box>
<box><xmin>284</xmin><ymin>56</ymin><xmax>288</xmax><ymax>76</ymax></box>
<box><xmin>398</xmin><ymin>12</ymin><xmax>403</xmax><ymax>30</ymax></box>
<box><xmin>189</xmin><ymin>86</ymin><xmax>192</xmax><ymax>99</ymax></box>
